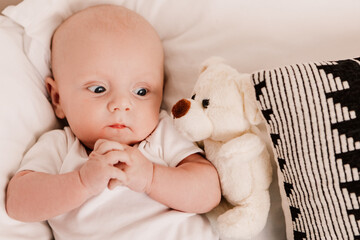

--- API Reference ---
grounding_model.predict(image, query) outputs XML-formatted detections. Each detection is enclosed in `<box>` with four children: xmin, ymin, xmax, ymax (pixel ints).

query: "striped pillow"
<box><xmin>251</xmin><ymin>57</ymin><xmax>360</xmax><ymax>240</ymax></box>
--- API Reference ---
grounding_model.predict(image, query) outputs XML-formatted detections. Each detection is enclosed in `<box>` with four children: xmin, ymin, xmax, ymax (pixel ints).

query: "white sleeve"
<box><xmin>18</xmin><ymin>129</ymin><xmax>69</xmax><ymax>174</ymax></box>
<box><xmin>138</xmin><ymin>111</ymin><xmax>203</xmax><ymax>167</ymax></box>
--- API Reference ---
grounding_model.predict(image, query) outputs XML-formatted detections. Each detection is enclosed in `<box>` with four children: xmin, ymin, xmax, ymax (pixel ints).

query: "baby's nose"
<box><xmin>172</xmin><ymin>99</ymin><xmax>191</xmax><ymax>119</ymax></box>
<box><xmin>108</xmin><ymin>97</ymin><xmax>131</xmax><ymax>112</ymax></box>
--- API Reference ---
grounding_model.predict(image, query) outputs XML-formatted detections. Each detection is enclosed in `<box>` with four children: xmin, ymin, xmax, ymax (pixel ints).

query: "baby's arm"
<box><xmin>6</xmin><ymin>140</ymin><xmax>125</xmax><ymax>222</ymax></box>
<box><xmin>148</xmin><ymin>153</ymin><xmax>221</xmax><ymax>213</ymax></box>
<box><xmin>6</xmin><ymin>170</ymin><xmax>91</xmax><ymax>222</ymax></box>
<box><xmin>107</xmin><ymin>140</ymin><xmax>221</xmax><ymax>213</ymax></box>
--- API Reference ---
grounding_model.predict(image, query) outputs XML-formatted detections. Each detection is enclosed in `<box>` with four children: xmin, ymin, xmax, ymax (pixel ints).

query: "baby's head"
<box><xmin>46</xmin><ymin>5</ymin><xmax>164</xmax><ymax>149</ymax></box>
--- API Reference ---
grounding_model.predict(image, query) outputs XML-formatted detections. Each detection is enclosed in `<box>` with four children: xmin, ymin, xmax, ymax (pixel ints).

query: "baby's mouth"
<box><xmin>109</xmin><ymin>124</ymin><xmax>127</xmax><ymax>129</ymax></box>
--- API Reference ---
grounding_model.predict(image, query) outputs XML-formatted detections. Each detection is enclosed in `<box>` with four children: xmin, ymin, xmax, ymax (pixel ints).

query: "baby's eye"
<box><xmin>133</xmin><ymin>88</ymin><xmax>148</xmax><ymax>96</ymax></box>
<box><xmin>88</xmin><ymin>85</ymin><xmax>106</xmax><ymax>94</ymax></box>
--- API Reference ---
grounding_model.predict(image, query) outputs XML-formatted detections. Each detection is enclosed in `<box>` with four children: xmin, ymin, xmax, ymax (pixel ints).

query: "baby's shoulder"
<box><xmin>38</xmin><ymin>126</ymin><xmax>77</xmax><ymax>146</ymax></box>
<box><xmin>156</xmin><ymin>110</ymin><xmax>173</xmax><ymax>129</ymax></box>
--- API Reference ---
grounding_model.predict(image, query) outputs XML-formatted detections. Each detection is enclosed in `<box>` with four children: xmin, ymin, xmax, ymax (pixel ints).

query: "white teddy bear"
<box><xmin>171</xmin><ymin>57</ymin><xmax>273</xmax><ymax>239</ymax></box>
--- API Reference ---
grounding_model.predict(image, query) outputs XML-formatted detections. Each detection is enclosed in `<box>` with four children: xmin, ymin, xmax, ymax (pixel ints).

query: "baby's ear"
<box><xmin>45</xmin><ymin>77</ymin><xmax>65</xmax><ymax>119</ymax></box>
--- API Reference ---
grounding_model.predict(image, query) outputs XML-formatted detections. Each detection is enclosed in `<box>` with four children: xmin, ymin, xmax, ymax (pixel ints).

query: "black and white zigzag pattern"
<box><xmin>252</xmin><ymin>58</ymin><xmax>360</xmax><ymax>240</ymax></box>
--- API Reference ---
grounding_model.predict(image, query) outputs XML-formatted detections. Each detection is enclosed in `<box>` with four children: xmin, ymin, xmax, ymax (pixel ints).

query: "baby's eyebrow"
<box><xmin>76</xmin><ymin>73</ymin><xmax>109</xmax><ymax>82</ymax></box>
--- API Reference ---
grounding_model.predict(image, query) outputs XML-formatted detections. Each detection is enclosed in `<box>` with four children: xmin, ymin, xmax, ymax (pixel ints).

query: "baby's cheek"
<box><xmin>145</xmin><ymin>115</ymin><xmax>158</xmax><ymax>132</ymax></box>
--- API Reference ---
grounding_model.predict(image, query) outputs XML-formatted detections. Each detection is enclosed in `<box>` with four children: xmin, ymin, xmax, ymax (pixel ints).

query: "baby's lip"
<box><xmin>108</xmin><ymin>123</ymin><xmax>127</xmax><ymax>129</ymax></box>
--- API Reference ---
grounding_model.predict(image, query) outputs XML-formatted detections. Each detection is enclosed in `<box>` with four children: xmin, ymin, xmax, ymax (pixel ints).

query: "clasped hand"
<box><xmin>79</xmin><ymin>139</ymin><xmax>154</xmax><ymax>196</ymax></box>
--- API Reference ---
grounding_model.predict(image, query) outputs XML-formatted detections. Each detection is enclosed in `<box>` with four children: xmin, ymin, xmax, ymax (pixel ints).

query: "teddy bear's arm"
<box><xmin>217</xmin><ymin>133</ymin><xmax>266</xmax><ymax>161</ymax></box>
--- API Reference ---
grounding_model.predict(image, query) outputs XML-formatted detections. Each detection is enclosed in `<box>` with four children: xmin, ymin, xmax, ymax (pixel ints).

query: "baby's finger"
<box><xmin>104</xmin><ymin>150</ymin><xmax>131</xmax><ymax>165</ymax></box>
<box><xmin>114</xmin><ymin>161</ymin><xmax>126</xmax><ymax>170</ymax></box>
<box><xmin>93</xmin><ymin>139</ymin><xmax>107</xmax><ymax>151</ymax></box>
<box><xmin>95</xmin><ymin>140</ymin><xmax>125</xmax><ymax>155</ymax></box>
<box><xmin>108</xmin><ymin>179</ymin><xmax>123</xmax><ymax>190</ymax></box>
<box><xmin>110</xmin><ymin>167</ymin><xmax>127</xmax><ymax>183</ymax></box>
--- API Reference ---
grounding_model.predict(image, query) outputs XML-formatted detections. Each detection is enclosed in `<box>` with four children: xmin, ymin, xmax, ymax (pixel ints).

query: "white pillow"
<box><xmin>1</xmin><ymin>0</ymin><xmax>360</xmax><ymax>239</ymax></box>
<box><xmin>0</xmin><ymin>16</ymin><xmax>57</xmax><ymax>240</ymax></box>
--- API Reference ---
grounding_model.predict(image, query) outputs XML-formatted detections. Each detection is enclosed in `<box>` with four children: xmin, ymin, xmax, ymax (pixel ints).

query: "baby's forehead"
<box><xmin>53</xmin><ymin>5</ymin><xmax>142</xmax><ymax>42</ymax></box>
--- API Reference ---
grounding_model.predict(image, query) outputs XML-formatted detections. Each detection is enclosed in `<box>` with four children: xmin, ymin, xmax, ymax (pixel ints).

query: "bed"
<box><xmin>0</xmin><ymin>0</ymin><xmax>359</xmax><ymax>239</ymax></box>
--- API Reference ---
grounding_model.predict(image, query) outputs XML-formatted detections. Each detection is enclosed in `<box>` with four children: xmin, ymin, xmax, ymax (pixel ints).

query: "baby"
<box><xmin>6</xmin><ymin>5</ymin><xmax>220</xmax><ymax>240</ymax></box>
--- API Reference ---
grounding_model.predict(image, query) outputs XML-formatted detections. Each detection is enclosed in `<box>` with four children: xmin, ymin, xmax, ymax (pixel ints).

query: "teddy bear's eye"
<box><xmin>191</xmin><ymin>94</ymin><xmax>196</xmax><ymax>100</ymax></box>
<box><xmin>202</xmin><ymin>99</ymin><xmax>210</xmax><ymax>109</ymax></box>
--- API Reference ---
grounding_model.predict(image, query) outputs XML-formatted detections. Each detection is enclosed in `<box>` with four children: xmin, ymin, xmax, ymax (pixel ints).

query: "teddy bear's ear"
<box><xmin>199</xmin><ymin>56</ymin><xmax>225</xmax><ymax>73</ymax></box>
<box><xmin>238</xmin><ymin>75</ymin><xmax>264</xmax><ymax>125</ymax></box>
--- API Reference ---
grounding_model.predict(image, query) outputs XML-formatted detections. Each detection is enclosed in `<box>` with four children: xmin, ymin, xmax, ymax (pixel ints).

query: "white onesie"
<box><xmin>19</xmin><ymin>111</ymin><xmax>218</xmax><ymax>240</ymax></box>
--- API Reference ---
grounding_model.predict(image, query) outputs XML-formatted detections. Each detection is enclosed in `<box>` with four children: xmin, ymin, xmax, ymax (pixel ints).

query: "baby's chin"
<box><xmin>108</xmin><ymin>132</ymin><xmax>149</xmax><ymax>146</ymax></box>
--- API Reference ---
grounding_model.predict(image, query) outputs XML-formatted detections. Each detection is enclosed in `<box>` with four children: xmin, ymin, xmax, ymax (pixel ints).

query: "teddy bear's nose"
<box><xmin>172</xmin><ymin>99</ymin><xmax>191</xmax><ymax>119</ymax></box>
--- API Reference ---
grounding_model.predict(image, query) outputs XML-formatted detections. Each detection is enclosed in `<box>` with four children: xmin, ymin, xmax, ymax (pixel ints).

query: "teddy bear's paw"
<box><xmin>217</xmin><ymin>205</ymin><xmax>269</xmax><ymax>240</ymax></box>
<box><xmin>206</xmin><ymin>199</ymin><xmax>234</xmax><ymax>230</ymax></box>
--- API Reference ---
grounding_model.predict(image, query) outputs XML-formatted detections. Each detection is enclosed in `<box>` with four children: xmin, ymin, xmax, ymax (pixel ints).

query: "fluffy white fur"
<box><xmin>172</xmin><ymin>57</ymin><xmax>273</xmax><ymax>239</ymax></box>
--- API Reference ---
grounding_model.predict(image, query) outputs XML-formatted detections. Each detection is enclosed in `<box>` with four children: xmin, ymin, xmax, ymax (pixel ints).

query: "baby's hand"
<box><xmin>79</xmin><ymin>139</ymin><xmax>126</xmax><ymax>196</ymax></box>
<box><xmin>108</xmin><ymin>145</ymin><xmax>154</xmax><ymax>194</ymax></box>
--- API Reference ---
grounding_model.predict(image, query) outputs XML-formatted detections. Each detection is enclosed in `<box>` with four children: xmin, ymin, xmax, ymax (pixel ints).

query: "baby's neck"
<box><xmin>85</xmin><ymin>146</ymin><xmax>92</xmax><ymax>155</ymax></box>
